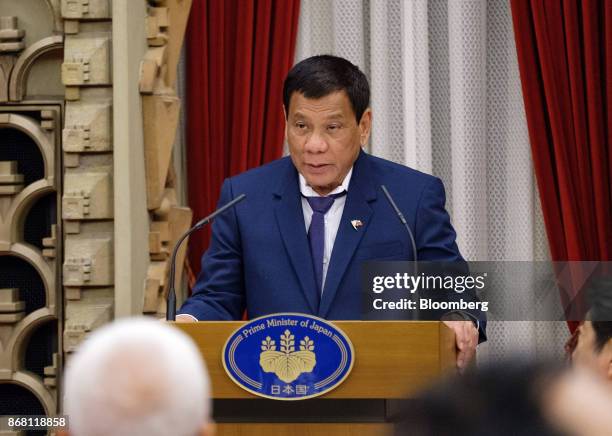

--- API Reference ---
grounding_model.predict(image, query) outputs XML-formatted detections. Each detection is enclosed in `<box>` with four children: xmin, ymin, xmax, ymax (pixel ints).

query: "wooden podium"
<box><xmin>175</xmin><ymin>321</ymin><xmax>456</xmax><ymax>436</ymax></box>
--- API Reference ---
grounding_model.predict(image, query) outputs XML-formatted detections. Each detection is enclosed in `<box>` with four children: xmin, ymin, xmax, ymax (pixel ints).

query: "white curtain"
<box><xmin>295</xmin><ymin>0</ymin><xmax>569</xmax><ymax>362</ymax></box>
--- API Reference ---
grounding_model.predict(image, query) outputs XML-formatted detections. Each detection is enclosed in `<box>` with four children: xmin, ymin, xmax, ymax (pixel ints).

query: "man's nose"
<box><xmin>304</xmin><ymin>132</ymin><xmax>328</xmax><ymax>153</ymax></box>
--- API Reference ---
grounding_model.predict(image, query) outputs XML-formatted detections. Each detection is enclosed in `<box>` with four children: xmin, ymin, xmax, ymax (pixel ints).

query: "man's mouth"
<box><xmin>305</xmin><ymin>163</ymin><xmax>330</xmax><ymax>173</ymax></box>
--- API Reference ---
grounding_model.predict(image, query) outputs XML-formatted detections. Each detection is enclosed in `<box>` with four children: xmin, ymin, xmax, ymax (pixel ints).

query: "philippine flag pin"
<box><xmin>351</xmin><ymin>219</ymin><xmax>363</xmax><ymax>230</ymax></box>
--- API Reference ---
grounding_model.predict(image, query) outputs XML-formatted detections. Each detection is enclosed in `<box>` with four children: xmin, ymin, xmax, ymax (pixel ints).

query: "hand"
<box><xmin>175</xmin><ymin>314</ymin><xmax>198</xmax><ymax>323</ymax></box>
<box><xmin>442</xmin><ymin>320</ymin><xmax>478</xmax><ymax>372</ymax></box>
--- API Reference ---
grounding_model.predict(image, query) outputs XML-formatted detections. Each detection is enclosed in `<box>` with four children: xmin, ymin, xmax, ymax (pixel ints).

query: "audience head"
<box><xmin>395</xmin><ymin>360</ymin><xmax>612</xmax><ymax>436</ymax></box>
<box><xmin>572</xmin><ymin>276</ymin><xmax>612</xmax><ymax>381</ymax></box>
<box><xmin>62</xmin><ymin>317</ymin><xmax>213</xmax><ymax>436</ymax></box>
<box><xmin>394</xmin><ymin>360</ymin><xmax>566</xmax><ymax>436</ymax></box>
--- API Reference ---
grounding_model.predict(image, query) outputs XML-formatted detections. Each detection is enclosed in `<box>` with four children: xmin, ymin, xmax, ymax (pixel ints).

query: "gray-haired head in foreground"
<box><xmin>63</xmin><ymin>318</ymin><xmax>211</xmax><ymax>436</ymax></box>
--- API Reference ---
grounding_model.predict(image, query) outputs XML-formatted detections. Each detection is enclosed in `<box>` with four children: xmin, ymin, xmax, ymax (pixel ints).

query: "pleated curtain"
<box><xmin>294</xmin><ymin>0</ymin><xmax>568</xmax><ymax>361</ymax></box>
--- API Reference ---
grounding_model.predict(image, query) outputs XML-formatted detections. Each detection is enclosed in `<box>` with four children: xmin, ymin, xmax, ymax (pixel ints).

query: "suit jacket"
<box><xmin>180</xmin><ymin>151</ymin><xmax>485</xmax><ymax>336</ymax></box>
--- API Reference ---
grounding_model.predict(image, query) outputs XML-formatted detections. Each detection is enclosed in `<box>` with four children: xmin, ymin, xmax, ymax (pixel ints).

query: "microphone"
<box><xmin>381</xmin><ymin>185</ymin><xmax>418</xmax><ymax>262</ymax></box>
<box><xmin>166</xmin><ymin>194</ymin><xmax>246</xmax><ymax>321</ymax></box>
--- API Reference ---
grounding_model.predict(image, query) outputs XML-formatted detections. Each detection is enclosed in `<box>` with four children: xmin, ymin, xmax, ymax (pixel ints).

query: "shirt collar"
<box><xmin>299</xmin><ymin>167</ymin><xmax>353</xmax><ymax>197</ymax></box>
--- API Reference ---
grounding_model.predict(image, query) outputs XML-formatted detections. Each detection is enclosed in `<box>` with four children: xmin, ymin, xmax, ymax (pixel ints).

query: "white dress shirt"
<box><xmin>299</xmin><ymin>168</ymin><xmax>352</xmax><ymax>294</ymax></box>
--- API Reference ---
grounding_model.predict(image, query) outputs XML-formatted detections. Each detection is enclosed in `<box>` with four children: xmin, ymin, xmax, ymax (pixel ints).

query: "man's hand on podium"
<box><xmin>175</xmin><ymin>314</ymin><xmax>198</xmax><ymax>323</ymax></box>
<box><xmin>442</xmin><ymin>320</ymin><xmax>478</xmax><ymax>372</ymax></box>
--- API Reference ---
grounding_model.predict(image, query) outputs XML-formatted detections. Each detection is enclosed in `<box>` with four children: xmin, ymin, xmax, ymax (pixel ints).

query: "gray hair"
<box><xmin>63</xmin><ymin>318</ymin><xmax>211</xmax><ymax>436</ymax></box>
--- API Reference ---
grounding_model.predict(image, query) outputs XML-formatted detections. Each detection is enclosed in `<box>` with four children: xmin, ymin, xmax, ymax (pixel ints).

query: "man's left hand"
<box><xmin>442</xmin><ymin>320</ymin><xmax>478</xmax><ymax>372</ymax></box>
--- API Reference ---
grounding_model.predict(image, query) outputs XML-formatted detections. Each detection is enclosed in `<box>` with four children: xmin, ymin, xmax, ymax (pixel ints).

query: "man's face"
<box><xmin>285</xmin><ymin>91</ymin><xmax>371</xmax><ymax>196</ymax></box>
<box><xmin>572</xmin><ymin>321</ymin><xmax>612</xmax><ymax>382</ymax></box>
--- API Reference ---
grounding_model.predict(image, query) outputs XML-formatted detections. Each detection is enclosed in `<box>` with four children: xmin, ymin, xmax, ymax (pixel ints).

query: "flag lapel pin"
<box><xmin>351</xmin><ymin>219</ymin><xmax>363</xmax><ymax>230</ymax></box>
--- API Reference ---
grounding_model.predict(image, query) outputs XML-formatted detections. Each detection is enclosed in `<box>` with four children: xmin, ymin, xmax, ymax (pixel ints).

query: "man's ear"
<box><xmin>283</xmin><ymin>104</ymin><xmax>288</xmax><ymax>141</ymax></box>
<box><xmin>56</xmin><ymin>430</ymin><xmax>69</xmax><ymax>436</ymax></box>
<box><xmin>359</xmin><ymin>108</ymin><xmax>372</xmax><ymax>146</ymax></box>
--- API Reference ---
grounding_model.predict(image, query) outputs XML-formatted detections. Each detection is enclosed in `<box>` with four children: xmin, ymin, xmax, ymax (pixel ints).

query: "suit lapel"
<box><xmin>319</xmin><ymin>151</ymin><xmax>377</xmax><ymax>318</ymax></box>
<box><xmin>273</xmin><ymin>161</ymin><xmax>319</xmax><ymax>314</ymax></box>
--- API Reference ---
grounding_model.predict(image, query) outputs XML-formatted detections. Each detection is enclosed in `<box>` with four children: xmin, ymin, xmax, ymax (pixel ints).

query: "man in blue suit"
<box><xmin>178</xmin><ymin>55</ymin><xmax>483</xmax><ymax>369</ymax></box>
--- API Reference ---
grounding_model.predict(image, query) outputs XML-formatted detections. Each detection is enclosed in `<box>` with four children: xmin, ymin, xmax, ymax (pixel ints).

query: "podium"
<box><xmin>175</xmin><ymin>321</ymin><xmax>456</xmax><ymax>436</ymax></box>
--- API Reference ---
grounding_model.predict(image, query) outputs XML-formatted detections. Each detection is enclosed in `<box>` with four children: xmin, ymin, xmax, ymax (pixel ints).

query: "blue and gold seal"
<box><xmin>222</xmin><ymin>313</ymin><xmax>354</xmax><ymax>400</ymax></box>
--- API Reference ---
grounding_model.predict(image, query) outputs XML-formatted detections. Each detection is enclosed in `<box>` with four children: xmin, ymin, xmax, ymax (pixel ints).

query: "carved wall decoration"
<box><xmin>62</xmin><ymin>24</ymin><xmax>111</xmax><ymax>101</ymax></box>
<box><xmin>1</xmin><ymin>0</ymin><xmax>113</xmax><ymax>418</ymax></box>
<box><xmin>63</xmin><ymin>170</ymin><xmax>113</xmax><ymax>219</ymax></box>
<box><xmin>60</xmin><ymin>1</ymin><xmax>114</xmax><ymax>355</ymax></box>
<box><xmin>0</xmin><ymin>0</ymin><xmax>63</xmax><ymax>415</ymax></box>
<box><xmin>8</xmin><ymin>35</ymin><xmax>63</xmax><ymax>102</ymax></box>
<box><xmin>63</xmin><ymin>99</ymin><xmax>112</xmax><ymax>153</ymax></box>
<box><xmin>63</xmin><ymin>287</ymin><xmax>112</xmax><ymax>353</ymax></box>
<box><xmin>44</xmin><ymin>0</ymin><xmax>64</xmax><ymax>33</ymax></box>
<box><xmin>0</xmin><ymin>16</ymin><xmax>25</xmax><ymax>102</ymax></box>
<box><xmin>143</xmin><ymin>93</ymin><xmax>179</xmax><ymax>209</ymax></box>
<box><xmin>140</xmin><ymin>0</ymin><xmax>193</xmax><ymax>317</ymax></box>
<box><xmin>1</xmin><ymin>0</ymin><xmax>193</xmax><ymax>418</ymax></box>
<box><xmin>0</xmin><ymin>104</ymin><xmax>62</xmax><ymax>417</ymax></box>
<box><xmin>61</xmin><ymin>0</ymin><xmax>111</xmax><ymax>20</ymax></box>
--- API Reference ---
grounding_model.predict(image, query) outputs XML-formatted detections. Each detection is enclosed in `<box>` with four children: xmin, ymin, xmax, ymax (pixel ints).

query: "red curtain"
<box><xmin>186</xmin><ymin>0</ymin><xmax>301</xmax><ymax>276</ymax></box>
<box><xmin>511</xmin><ymin>0</ymin><xmax>611</xmax><ymax>329</ymax></box>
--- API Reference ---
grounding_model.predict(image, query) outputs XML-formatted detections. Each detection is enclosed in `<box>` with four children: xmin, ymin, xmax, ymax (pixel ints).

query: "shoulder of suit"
<box><xmin>364</xmin><ymin>153</ymin><xmax>440</xmax><ymax>186</ymax></box>
<box><xmin>226</xmin><ymin>153</ymin><xmax>442</xmax><ymax>193</ymax></box>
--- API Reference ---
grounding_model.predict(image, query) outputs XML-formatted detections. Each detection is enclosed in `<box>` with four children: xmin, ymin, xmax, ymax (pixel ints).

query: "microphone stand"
<box><xmin>166</xmin><ymin>194</ymin><xmax>246</xmax><ymax>321</ymax></box>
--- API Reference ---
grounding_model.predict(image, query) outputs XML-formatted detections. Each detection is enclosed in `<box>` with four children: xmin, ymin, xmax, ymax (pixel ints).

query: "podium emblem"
<box><xmin>223</xmin><ymin>313</ymin><xmax>354</xmax><ymax>400</ymax></box>
<box><xmin>260</xmin><ymin>330</ymin><xmax>316</xmax><ymax>383</ymax></box>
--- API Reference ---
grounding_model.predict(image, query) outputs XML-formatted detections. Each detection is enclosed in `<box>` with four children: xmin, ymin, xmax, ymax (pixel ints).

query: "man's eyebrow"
<box><xmin>291</xmin><ymin>111</ymin><xmax>346</xmax><ymax>120</ymax></box>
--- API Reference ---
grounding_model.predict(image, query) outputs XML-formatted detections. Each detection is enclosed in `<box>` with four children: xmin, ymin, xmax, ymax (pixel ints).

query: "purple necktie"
<box><xmin>304</xmin><ymin>191</ymin><xmax>347</xmax><ymax>306</ymax></box>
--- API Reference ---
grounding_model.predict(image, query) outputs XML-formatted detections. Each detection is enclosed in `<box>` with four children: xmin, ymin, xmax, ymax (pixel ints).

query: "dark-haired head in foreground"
<box><xmin>572</xmin><ymin>276</ymin><xmax>612</xmax><ymax>382</ymax></box>
<box><xmin>394</xmin><ymin>361</ymin><xmax>566</xmax><ymax>436</ymax></box>
<box><xmin>394</xmin><ymin>360</ymin><xmax>612</xmax><ymax>436</ymax></box>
